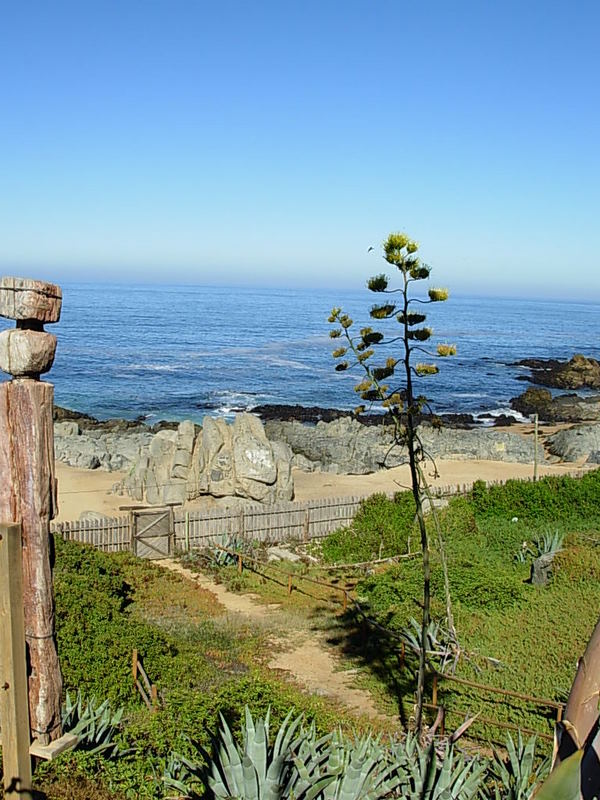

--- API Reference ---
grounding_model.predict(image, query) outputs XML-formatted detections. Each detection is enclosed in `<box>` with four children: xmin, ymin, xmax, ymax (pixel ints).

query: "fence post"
<box><xmin>533</xmin><ymin>413</ymin><xmax>539</xmax><ymax>482</ymax></box>
<box><xmin>0</xmin><ymin>522</ymin><xmax>33</xmax><ymax>799</ymax></box>
<box><xmin>303</xmin><ymin>508</ymin><xmax>310</xmax><ymax>542</ymax></box>
<box><xmin>184</xmin><ymin>511</ymin><xmax>190</xmax><ymax>552</ymax></box>
<box><xmin>238</xmin><ymin>509</ymin><xmax>245</xmax><ymax>539</ymax></box>
<box><xmin>238</xmin><ymin>554</ymin><xmax>243</xmax><ymax>575</ymax></box>
<box><xmin>132</xmin><ymin>649</ymin><xmax>138</xmax><ymax>694</ymax></box>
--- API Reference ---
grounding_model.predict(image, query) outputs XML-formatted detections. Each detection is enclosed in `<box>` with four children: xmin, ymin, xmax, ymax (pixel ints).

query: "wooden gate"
<box><xmin>132</xmin><ymin>508</ymin><xmax>173</xmax><ymax>559</ymax></box>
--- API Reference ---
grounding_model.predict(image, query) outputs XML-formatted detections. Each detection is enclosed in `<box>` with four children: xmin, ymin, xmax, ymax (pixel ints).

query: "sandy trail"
<box><xmin>156</xmin><ymin>559</ymin><xmax>392</xmax><ymax>723</ymax></box>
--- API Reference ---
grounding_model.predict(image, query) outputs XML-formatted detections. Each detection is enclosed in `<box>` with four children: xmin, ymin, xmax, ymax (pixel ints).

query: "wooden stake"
<box><xmin>238</xmin><ymin>554</ymin><xmax>243</xmax><ymax>575</ymax></box>
<box><xmin>132</xmin><ymin>649</ymin><xmax>138</xmax><ymax>693</ymax></box>
<box><xmin>0</xmin><ymin>523</ymin><xmax>33</xmax><ymax>799</ymax></box>
<box><xmin>533</xmin><ymin>413</ymin><xmax>539</xmax><ymax>482</ymax></box>
<box><xmin>432</xmin><ymin>673</ymin><xmax>438</xmax><ymax>707</ymax></box>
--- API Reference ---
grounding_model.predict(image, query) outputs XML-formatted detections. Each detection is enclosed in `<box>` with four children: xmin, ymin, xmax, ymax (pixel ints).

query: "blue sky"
<box><xmin>1</xmin><ymin>1</ymin><xmax>598</xmax><ymax>298</ymax></box>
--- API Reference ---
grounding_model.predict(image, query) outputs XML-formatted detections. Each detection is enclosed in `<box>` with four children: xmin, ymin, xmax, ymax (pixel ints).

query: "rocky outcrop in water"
<box><xmin>515</xmin><ymin>354</ymin><xmax>600</xmax><ymax>390</ymax></box>
<box><xmin>510</xmin><ymin>388</ymin><xmax>600</xmax><ymax>423</ymax></box>
<box><xmin>265</xmin><ymin>417</ymin><xmax>542</xmax><ymax>474</ymax></box>
<box><xmin>118</xmin><ymin>413</ymin><xmax>294</xmax><ymax>506</ymax></box>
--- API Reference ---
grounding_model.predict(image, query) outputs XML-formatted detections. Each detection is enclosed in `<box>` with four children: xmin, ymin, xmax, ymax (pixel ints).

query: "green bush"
<box><xmin>53</xmin><ymin>536</ymin><xmax>174</xmax><ymax>705</ymax></box>
<box><xmin>471</xmin><ymin>470</ymin><xmax>600</xmax><ymax>524</ymax></box>
<box><xmin>321</xmin><ymin>492</ymin><xmax>416</xmax><ymax>563</ymax></box>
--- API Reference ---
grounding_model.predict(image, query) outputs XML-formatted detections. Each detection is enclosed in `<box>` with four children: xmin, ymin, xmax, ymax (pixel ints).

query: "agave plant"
<box><xmin>488</xmin><ymin>733</ymin><xmax>549</xmax><ymax>800</ymax></box>
<box><xmin>532</xmin><ymin>612</ymin><xmax>600</xmax><ymax>800</ymax></box>
<box><xmin>61</xmin><ymin>690</ymin><xmax>124</xmax><ymax>757</ymax></box>
<box><xmin>389</xmin><ymin>733</ymin><xmax>486</xmax><ymax>800</ymax></box>
<box><xmin>400</xmin><ymin>617</ymin><xmax>454</xmax><ymax>670</ymax></box>
<box><xmin>533</xmin><ymin>530</ymin><xmax>564</xmax><ymax>558</ymax></box>
<box><xmin>213</xmin><ymin>534</ymin><xmax>246</xmax><ymax>567</ymax></box>
<box><xmin>292</xmin><ymin>728</ymin><xmax>401</xmax><ymax>800</ymax></box>
<box><xmin>162</xmin><ymin>750</ymin><xmax>203</xmax><ymax>799</ymax></box>
<box><xmin>204</xmin><ymin>707</ymin><xmax>311</xmax><ymax>800</ymax></box>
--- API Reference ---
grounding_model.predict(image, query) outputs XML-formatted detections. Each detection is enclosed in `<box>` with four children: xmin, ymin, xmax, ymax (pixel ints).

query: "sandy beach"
<box><xmin>54</xmin><ymin>456</ymin><xmax>587</xmax><ymax>523</ymax></box>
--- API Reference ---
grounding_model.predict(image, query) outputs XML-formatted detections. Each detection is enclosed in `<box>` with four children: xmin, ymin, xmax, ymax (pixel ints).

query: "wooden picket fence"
<box><xmin>50</xmin><ymin>494</ymin><xmax>370</xmax><ymax>554</ymax></box>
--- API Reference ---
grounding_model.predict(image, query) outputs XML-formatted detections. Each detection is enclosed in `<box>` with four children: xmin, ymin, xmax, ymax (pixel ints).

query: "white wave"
<box><xmin>474</xmin><ymin>407</ymin><xmax>529</xmax><ymax>425</ymax></box>
<box><xmin>449</xmin><ymin>391</ymin><xmax>491</xmax><ymax>399</ymax></box>
<box><xmin>127</xmin><ymin>363</ymin><xmax>183</xmax><ymax>373</ymax></box>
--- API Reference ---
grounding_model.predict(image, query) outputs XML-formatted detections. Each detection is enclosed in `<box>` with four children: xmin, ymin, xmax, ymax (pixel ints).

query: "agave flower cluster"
<box><xmin>328</xmin><ymin>233</ymin><xmax>456</xmax><ymax>440</ymax></box>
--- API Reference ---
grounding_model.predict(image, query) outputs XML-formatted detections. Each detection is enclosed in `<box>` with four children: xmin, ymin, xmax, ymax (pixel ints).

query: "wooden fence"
<box><xmin>54</xmin><ymin>516</ymin><xmax>131</xmax><ymax>552</ymax></box>
<box><xmin>50</xmin><ymin>494</ymin><xmax>368</xmax><ymax>553</ymax></box>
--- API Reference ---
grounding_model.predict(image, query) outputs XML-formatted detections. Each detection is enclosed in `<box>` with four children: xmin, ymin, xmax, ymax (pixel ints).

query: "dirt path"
<box><xmin>156</xmin><ymin>559</ymin><xmax>393</xmax><ymax>723</ymax></box>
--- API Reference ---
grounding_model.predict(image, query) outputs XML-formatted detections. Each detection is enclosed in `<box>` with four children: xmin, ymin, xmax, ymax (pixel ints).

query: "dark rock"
<box><xmin>492</xmin><ymin>414</ymin><xmax>519</xmax><ymax>427</ymax></box>
<box><xmin>53</xmin><ymin>404</ymin><xmax>183</xmax><ymax>434</ymax></box>
<box><xmin>510</xmin><ymin>388</ymin><xmax>600</xmax><ymax>423</ymax></box>
<box><xmin>251</xmin><ymin>404</ymin><xmax>476</xmax><ymax>430</ymax></box>
<box><xmin>514</xmin><ymin>354</ymin><xmax>600</xmax><ymax>390</ymax></box>
<box><xmin>53</xmin><ymin>405</ymin><xmax>98</xmax><ymax>424</ymax></box>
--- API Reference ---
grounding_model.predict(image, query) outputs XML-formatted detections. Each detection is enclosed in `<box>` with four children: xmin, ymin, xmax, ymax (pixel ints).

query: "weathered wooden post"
<box><xmin>0</xmin><ymin>276</ymin><xmax>63</xmax><ymax>744</ymax></box>
<box><xmin>0</xmin><ymin>522</ymin><xmax>33</xmax><ymax>799</ymax></box>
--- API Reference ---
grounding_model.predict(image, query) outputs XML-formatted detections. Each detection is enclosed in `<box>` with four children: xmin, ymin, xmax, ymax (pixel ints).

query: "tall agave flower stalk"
<box><xmin>328</xmin><ymin>232</ymin><xmax>456</xmax><ymax>734</ymax></box>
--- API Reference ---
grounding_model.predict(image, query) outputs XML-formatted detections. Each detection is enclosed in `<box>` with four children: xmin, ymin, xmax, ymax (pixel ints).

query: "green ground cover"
<box><xmin>31</xmin><ymin>538</ymin><xmax>348</xmax><ymax>799</ymax></box>
<box><xmin>7</xmin><ymin>469</ymin><xmax>600</xmax><ymax>798</ymax></box>
<box><xmin>337</xmin><ymin>470</ymin><xmax>600</xmax><ymax>743</ymax></box>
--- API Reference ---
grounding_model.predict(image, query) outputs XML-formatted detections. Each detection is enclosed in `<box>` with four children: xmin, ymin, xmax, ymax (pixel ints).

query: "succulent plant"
<box><xmin>162</xmin><ymin>750</ymin><xmax>203</xmax><ymax>799</ymax></box>
<box><xmin>61</xmin><ymin>690</ymin><xmax>124</xmax><ymax>757</ymax></box>
<box><xmin>390</xmin><ymin>733</ymin><xmax>486</xmax><ymax>800</ymax></box>
<box><xmin>213</xmin><ymin>534</ymin><xmax>246</xmax><ymax>567</ymax></box>
<box><xmin>205</xmin><ymin>707</ymin><xmax>309</xmax><ymax>800</ymax></box>
<box><xmin>488</xmin><ymin>733</ymin><xmax>549</xmax><ymax>800</ymax></box>
<box><xmin>200</xmin><ymin>706</ymin><xmax>490</xmax><ymax>800</ymax></box>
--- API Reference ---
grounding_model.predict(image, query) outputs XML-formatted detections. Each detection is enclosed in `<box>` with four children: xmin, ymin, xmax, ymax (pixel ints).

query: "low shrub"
<box><xmin>321</xmin><ymin>492</ymin><xmax>417</xmax><ymax>564</ymax></box>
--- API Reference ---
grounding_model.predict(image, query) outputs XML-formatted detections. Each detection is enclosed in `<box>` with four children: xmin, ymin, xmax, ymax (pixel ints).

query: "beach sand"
<box><xmin>54</xmin><ymin>456</ymin><xmax>588</xmax><ymax>522</ymax></box>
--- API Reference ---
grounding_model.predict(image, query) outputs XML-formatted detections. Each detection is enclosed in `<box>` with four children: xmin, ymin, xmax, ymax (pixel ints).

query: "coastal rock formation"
<box><xmin>547</xmin><ymin>424</ymin><xmax>600</xmax><ymax>463</ymax></box>
<box><xmin>265</xmin><ymin>417</ymin><xmax>542</xmax><ymax>474</ymax></box>
<box><xmin>119</xmin><ymin>413</ymin><xmax>294</xmax><ymax>506</ymax></box>
<box><xmin>510</xmin><ymin>388</ymin><xmax>600</xmax><ymax>423</ymax></box>
<box><xmin>54</xmin><ymin>422</ymin><xmax>153</xmax><ymax>471</ymax></box>
<box><xmin>516</xmin><ymin>354</ymin><xmax>600</xmax><ymax>390</ymax></box>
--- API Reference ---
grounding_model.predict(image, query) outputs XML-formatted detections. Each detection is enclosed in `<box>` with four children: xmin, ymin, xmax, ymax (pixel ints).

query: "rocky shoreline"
<box><xmin>50</xmin><ymin>353</ymin><xmax>600</xmax><ymax>508</ymax></box>
<box><xmin>51</xmin><ymin>402</ymin><xmax>600</xmax><ymax>509</ymax></box>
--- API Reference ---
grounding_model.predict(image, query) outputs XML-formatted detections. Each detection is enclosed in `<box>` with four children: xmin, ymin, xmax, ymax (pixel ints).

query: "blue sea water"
<box><xmin>1</xmin><ymin>283</ymin><xmax>599</xmax><ymax>424</ymax></box>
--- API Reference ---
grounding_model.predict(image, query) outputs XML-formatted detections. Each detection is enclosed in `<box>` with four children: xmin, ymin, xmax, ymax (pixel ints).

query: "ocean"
<box><xmin>1</xmin><ymin>283</ymin><xmax>599</xmax><ymax>425</ymax></box>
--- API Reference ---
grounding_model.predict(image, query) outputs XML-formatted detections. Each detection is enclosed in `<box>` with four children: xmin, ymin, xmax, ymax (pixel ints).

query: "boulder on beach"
<box><xmin>118</xmin><ymin>413</ymin><xmax>294</xmax><ymax>506</ymax></box>
<box><xmin>547</xmin><ymin>423</ymin><xmax>600</xmax><ymax>463</ymax></box>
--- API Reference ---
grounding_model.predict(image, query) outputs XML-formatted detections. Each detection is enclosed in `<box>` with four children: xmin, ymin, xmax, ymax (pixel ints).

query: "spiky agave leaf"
<box><xmin>534</xmin><ymin>749</ymin><xmax>583</xmax><ymax>800</ymax></box>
